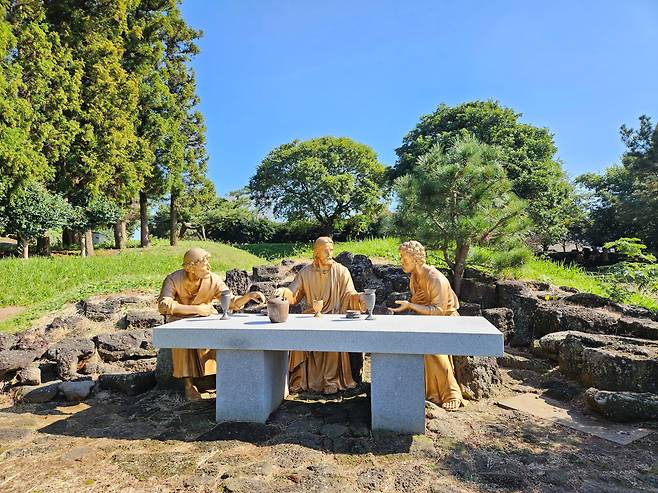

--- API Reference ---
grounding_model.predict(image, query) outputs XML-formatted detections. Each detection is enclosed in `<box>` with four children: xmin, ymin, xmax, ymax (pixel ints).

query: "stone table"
<box><xmin>153</xmin><ymin>313</ymin><xmax>503</xmax><ymax>433</ymax></box>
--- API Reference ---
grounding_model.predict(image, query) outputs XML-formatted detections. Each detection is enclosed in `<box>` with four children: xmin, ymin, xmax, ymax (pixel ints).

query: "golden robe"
<box><xmin>409</xmin><ymin>264</ymin><xmax>463</xmax><ymax>405</ymax></box>
<box><xmin>158</xmin><ymin>270</ymin><xmax>238</xmax><ymax>378</ymax></box>
<box><xmin>287</xmin><ymin>261</ymin><xmax>362</xmax><ymax>393</ymax></box>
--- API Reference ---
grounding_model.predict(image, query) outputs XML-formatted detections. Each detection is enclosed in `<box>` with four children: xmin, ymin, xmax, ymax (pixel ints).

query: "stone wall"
<box><xmin>1</xmin><ymin>294</ymin><xmax>162</xmax><ymax>402</ymax></box>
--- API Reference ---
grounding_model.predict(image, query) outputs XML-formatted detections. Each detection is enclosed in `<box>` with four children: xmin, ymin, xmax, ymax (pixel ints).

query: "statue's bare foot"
<box><xmin>184</xmin><ymin>383</ymin><xmax>202</xmax><ymax>401</ymax></box>
<box><xmin>442</xmin><ymin>399</ymin><xmax>460</xmax><ymax>411</ymax></box>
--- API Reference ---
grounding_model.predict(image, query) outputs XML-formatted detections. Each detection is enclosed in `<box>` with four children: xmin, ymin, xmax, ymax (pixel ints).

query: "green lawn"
<box><xmin>0</xmin><ymin>240</ymin><xmax>265</xmax><ymax>333</ymax></box>
<box><xmin>241</xmin><ymin>237</ymin><xmax>403</xmax><ymax>262</ymax></box>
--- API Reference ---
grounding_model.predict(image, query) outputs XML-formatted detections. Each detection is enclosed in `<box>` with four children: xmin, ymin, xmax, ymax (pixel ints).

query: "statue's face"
<box><xmin>187</xmin><ymin>255</ymin><xmax>211</xmax><ymax>279</ymax></box>
<box><xmin>315</xmin><ymin>242</ymin><xmax>334</xmax><ymax>264</ymax></box>
<box><xmin>399</xmin><ymin>251</ymin><xmax>416</xmax><ymax>274</ymax></box>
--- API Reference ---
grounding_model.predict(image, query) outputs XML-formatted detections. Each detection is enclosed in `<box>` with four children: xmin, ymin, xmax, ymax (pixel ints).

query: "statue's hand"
<box><xmin>388</xmin><ymin>300</ymin><xmax>410</xmax><ymax>313</ymax></box>
<box><xmin>270</xmin><ymin>287</ymin><xmax>293</xmax><ymax>303</ymax></box>
<box><xmin>248</xmin><ymin>291</ymin><xmax>266</xmax><ymax>304</ymax></box>
<box><xmin>196</xmin><ymin>303</ymin><xmax>216</xmax><ymax>317</ymax></box>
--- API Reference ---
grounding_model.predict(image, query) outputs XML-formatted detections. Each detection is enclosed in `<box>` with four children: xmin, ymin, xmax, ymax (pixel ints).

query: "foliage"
<box><xmin>0</xmin><ymin>240</ymin><xmax>264</xmax><ymax>333</ymax></box>
<box><xmin>0</xmin><ymin>3</ymin><xmax>52</xmax><ymax>203</ymax></box>
<box><xmin>577</xmin><ymin>115</ymin><xmax>658</xmax><ymax>248</ymax></box>
<box><xmin>596</xmin><ymin>238</ymin><xmax>658</xmax><ymax>302</ymax></box>
<box><xmin>394</xmin><ymin>135</ymin><xmax>530</xmax><ymax>293</ymax></box>
<box><xmin>249</xmin><ymin>136</ymin><xmax>388</xmax><ymax>233</ymax></box>
<box><xmin>603</xmin><ymin>237</ymin><xmax>656</xmax><ymax>263</ymax></box>
<box><xmin>0</xmin><ymin>1</ymin><xmax>209</xmax><ymax>252</ymax></box>
<box><xmin>202</xmin><ymin>194</ymin><xmax>277</xmax><ymax>244</ymax></box>
<box><xmin>0</xmin><ymin>183</ymin><xmax>71</xmax><ymax>248</ymax></box>
<box><xmin>392</xmin><ymin>100</ymin><xmax>574</xmax><ymax>241</ymax></box>
<box><xmin>69</xmin><ymin>197</ymin><xmax>121</xmax><ymax>231</ymax></box>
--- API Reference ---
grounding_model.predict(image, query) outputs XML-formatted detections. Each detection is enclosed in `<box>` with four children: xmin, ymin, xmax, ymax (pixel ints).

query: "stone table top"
<box><xmin>153</xmin><ymin>313</ymin><xmax>503</xmax><ymax>356</ymax></box>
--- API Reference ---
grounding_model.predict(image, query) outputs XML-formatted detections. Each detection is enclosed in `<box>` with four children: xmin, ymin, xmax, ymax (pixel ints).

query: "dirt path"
<box><xmin>0</xmin><ymin>307</ymin><xmax>25</xmax><ymax>323</ymax></box>
<box><xmin>0</xmin><ymin>373</ymin><xmax>656</xmax><ymax>493</ymax></box>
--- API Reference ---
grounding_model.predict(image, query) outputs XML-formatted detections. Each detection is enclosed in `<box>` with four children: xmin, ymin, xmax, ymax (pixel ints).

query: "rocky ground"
<box><xmin>1</xmin><ymin>255</ymin><xmax>657</xmax><ymax>492</ymax></box>
<box><xmin>0</xmin><ymin>364</ymin><xmax>657</xmax><ymax>493</ymax></box>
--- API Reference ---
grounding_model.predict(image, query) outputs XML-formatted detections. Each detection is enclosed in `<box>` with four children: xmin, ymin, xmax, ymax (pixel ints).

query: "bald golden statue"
<box><xmin>158</xmin><ymin>247</ymin><xmax>265</xmax><ymax>400</ymax></box>
<box><xmin>271</xmin><ymin>237</ymin><xmax>365</xmax><ymax>394</ymax></box>
<box><xmin>390</xmin><ymin>240</ymin><xmax>463</xmax><ymax>411</ymax></box>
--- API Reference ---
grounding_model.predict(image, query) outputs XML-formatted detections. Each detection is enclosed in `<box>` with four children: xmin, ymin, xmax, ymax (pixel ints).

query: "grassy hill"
<box><xmin>0</xmin><ymin>240</ymin><xmax>265</xmax><ymax>333</ymax></box>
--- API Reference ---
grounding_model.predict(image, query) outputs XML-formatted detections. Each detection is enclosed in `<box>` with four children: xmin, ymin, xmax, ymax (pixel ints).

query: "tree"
<box><xmin>576</xmin><ymin>115</ymin><xmax>658</xmax><ymax>249</ymax></box>
<box><xmin>158</xmin><ymin>3</ymin><xmax>206</xmax><ymax>246</ymax></box>
<box><xmin>0</xmin><ymin>183</ymin><xmax>71</xmax><ymax>258</ymax></box>
<box><xmin>68</xmin><ymin>197</ymin><xmax>120</xmax><ymax>257</ymax></box>
<box><xmin>394</xmin><ymin>136</ymin><xmax>529</xmax><ymax>294</ymax></box>
<box><xmin>0</xmin><ymin>3</ymin><xmax>50</xmax><ymax>205</ymax></box>
<box><xmin>43</xmin><ymin>0</ymin><xmax>145</xmax><ymax>249</ymax></box>
<box><xmin>392</xmin><ymin>101</ymin><xmax>573</xmax><ymax>240</ymax></box>
<box><xmin>249</xmin><ymin>136</ymin><xmax>388</xmax><ymax>234</ymax></box>
<box><xmin>124</xmin><ymin>0</ymin><xmax>171</xmax><ymax>248</ymax></box>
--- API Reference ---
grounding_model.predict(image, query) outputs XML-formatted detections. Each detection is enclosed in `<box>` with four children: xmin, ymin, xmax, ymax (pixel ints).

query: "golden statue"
<box><xmin>389</xmin><ymin>240</ymin><xmax>463</xmax><ymax>411</ymax></box>
<box><xmin>158</xmin><ymin>247</ymin><xmax>266</xmax><ymax>400</ymax></box>
<box><xmin>271</xmin><ymin>237</ymin><xmax>365</xmax><ymax>394</ymax></box>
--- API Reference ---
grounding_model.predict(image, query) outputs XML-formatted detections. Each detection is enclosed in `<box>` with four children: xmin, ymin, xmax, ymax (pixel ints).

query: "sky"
<box><xmin>180</xmin><ymin>0</ymin><xmax>658</xmax><ymax>196</ymax></box>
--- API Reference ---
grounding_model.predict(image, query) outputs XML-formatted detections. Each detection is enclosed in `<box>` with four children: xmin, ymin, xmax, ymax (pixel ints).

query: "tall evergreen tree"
<box><xmin>160</xmin><ymin>1</ymin><xmax>206</xmax><ymax>246</ymax></box>
<box><xmin>44</xmin><ymin>0</ymin><xmax>148</xmax><ymax>254</ymax></box>
<box><xmin>0</xmin><ymin>1</ymin><xmax>49</xmax><ymax>203</ymax></box>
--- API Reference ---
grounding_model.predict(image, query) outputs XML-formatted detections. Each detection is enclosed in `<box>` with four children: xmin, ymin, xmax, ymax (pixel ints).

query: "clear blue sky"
<box><xmin>180</xmin><ymin>1</ymin><xmax>658</xmax><ymax>196</ymax></box>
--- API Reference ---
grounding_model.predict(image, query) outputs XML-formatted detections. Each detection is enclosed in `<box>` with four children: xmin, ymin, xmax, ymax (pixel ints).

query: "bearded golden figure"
<box><xmin>271</xmin><ymin>237</ymin><xmax>366</xmax><ymax>394</ymax></box>
<box><xmin>389</xmin><ymin>240</ymin><xmax>463</xmax><ymax>411</ymax></box>
<box><xmin>158</xmin><ymin>247</ymin><xmax>265</xmax><ymax>400</ymax></box>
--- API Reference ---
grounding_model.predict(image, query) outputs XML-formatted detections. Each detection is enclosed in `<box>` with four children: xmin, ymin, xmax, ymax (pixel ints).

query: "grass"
<box><xmin>241</xmin><ymin>237</ymin><xmax>403</xmax><ymax>262</ymax></box>
<box><xmin>0</xmin><ymin>240</ymin><xmax>265</xmax><ymax>333</ymax></box>
<box><xmin>504</xmin><ymin>257</ymin><xmax>658</xmax><ymax>311</ymax></box>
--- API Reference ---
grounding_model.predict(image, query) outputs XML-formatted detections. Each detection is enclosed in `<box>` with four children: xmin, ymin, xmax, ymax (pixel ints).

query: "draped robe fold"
<box><xmin>158</xmin><ymin>270</ymin><xmax>238</xmax><ymax>378</ymax></box>
<box><xmin>409</xmin><ymin>264</ymin><xmax>464</xmax><ymax>405</ymax></box>
<box><xmin>287</xmin><ymin>261</ymin><xmax>362</xmax><ymax>393</ymax></box>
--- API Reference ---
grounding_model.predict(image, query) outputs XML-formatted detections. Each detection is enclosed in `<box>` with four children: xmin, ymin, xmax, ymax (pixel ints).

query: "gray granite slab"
<box><xmin>153</xmin><ymin>314</ymin><xmax>503</xmax><ymax>356</ymax></box>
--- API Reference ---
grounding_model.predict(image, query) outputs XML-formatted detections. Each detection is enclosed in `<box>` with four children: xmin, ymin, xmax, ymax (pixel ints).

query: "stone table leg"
<box><xmin>370</xmin><ymin>352</ymin><xmax>425</xmax><ymax>434</ymax></box>
<box><xmin>215</xmin><ymin>349</ymin><xmax>288</xmax><ymax>423</ymax></box>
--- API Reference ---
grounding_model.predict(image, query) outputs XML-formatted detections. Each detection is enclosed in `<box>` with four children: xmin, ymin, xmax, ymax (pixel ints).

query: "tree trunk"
<box><xmin>85</xmin><ymin>229</ymin><xmax>95</xmax><ymax>256</ymax></box>
<box><xmin>169</xmin><ymin>193</ymin><xmax>178</xmax><ymax>246</ymax></box>
<box><xmin>452</xmin><ymin>243</ymin><xmax>470</xmax><ymax>296</ymax></box>
<box><xmin>139</xmin><ymin>191</ymin><xmax>150</xmax><ymax>248</ymax></box>
<box><xmin>79</xmin><ymin>232</ymin><xmax>86</xmax><ymax>257</ymax></box>
<box><xmin>37</xmin><ymin>233</ymin><xmax>51</xmax><ymax>256</ymax></box>
<box><xmin>19</xmin><ymin>235</ymin><xmax>29</xmax><ymax>259</ymax></box>
<box><xmin>113</xmin><ymin>220</ymin><xmax>127</xmax><ymax>250</ymax></box>
<box><xmin>62</xmin><ymin>228</ymin><xmax>74</xmax><ymax>248</ymax></box>
<box><xmin>201</xmin><ymin>224</ymin><xmax>206</xmax><ymax>241</ymax></box>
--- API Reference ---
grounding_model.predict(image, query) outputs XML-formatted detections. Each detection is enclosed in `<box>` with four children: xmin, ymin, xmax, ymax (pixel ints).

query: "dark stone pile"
<box><xmin>2</xmin><ymin>252</ymin><xmax>657</xmax><ymax>423</ymax></box>
<box><xmin>0</xmin><ymin>294</ymin><xmax>162</xmax><ymax>403</ymax></box>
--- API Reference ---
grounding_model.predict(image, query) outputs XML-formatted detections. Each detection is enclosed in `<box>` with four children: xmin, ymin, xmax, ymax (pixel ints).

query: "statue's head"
<box><xmin>183</xmin><ymin>247</ymin><xmax>211</xmax><ymax>279</ymax></box>
<box><xmin>313</xmin><ymin>236</ymin><xmax>334</xmax><ymax>265</ymax></box>
<box><xmin>399</xmin><ymin>240</ymin><xmax>426</xmax><ymax>273</ymax></box>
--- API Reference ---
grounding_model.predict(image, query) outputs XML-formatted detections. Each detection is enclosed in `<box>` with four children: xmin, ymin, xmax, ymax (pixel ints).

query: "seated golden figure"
<box><xmin>158</xmin><ymin>247</ymin><xmax>265</xmax><ymax>400</ymax></box>
<box><xmin>389</xmin><ymin>240</ymin><xmax>464</xmax><ymax>411</ymax></box>
<box><xmin>271</xmin><ymin>237</ymin><xmax>366</xmax><ymax>394</ymax></box>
